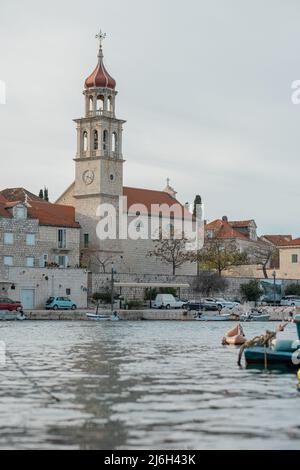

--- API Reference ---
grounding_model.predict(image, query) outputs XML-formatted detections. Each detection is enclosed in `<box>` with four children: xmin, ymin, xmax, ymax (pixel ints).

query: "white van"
<box><xmin>280</xmin><ymin>295</ymin><xmax>300</xmax><ymax>306</ymax></box>
<box><xmin>152</xmin><ymin>294</ymin><xmax>185</xmax><ymax>309</ymax></box>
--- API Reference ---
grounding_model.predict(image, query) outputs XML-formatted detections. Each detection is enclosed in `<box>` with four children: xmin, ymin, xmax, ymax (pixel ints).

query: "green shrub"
<box><xmin>159</xmin><ymin>287</ymin><xmax>177</xmax><ymax>296</ymax></box>
<box><xmin>144</xmin><ymin>288</ymin><xmax>158</xmax><ymax>300</ymax></box>
<box><xmin>240</xmin><ymin>280</ymin><xmax>262</xmax><ymax>302</ymax></box>
<box><xmin>92</xmin><ymin>292</ymin><xmax>112</xmax><ymax>304</ymax></box>
<box><xmin>126</xmin><ymin>300</ymin><xmax>143</xmax><ymax>310</ymax></box>
<box><xmin>284</xmin><ymin>283</ymin><xmax>300</xmax><ymax>296</ymax></box>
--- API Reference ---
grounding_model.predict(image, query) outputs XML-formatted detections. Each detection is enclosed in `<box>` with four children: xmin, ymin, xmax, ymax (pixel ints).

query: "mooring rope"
<box><xmin>7</xmin><ymin>351</ymin><xmax>60</xmax><ymax>403</ymax></box>
<box><xmin>237</xmin><ymin>330</ymin><xmax>277</xmax><ymax>367</ymax></box>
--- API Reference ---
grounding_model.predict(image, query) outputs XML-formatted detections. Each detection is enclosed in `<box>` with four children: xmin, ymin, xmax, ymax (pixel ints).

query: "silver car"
<box><xmin>214</xmin><ymin>298</ymin><xmax>240</xmax><ymax>309</ymax></box>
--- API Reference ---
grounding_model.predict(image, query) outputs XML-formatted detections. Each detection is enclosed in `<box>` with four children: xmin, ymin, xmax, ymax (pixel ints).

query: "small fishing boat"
<box><xmin>0</xmin><ymin>310</ymin><xmax>26</xmax><ymax>321</ymax></box>
<box><xmin>86</xmin><ymin>312</ymin><xmax>120</xmax><ymax>321</ymax></box>
<box><xmin>222</xmin><ymin>323</ymin><xmax>247</xmax><ymax>345</ymax></box>
<box><xmin>239</xmin><ymin>315</ymin><xmax>300</xmax><ymax>369</ymax></box>
<box><xmin>195</xmin><ymin>312</ymin><xmax>234</xmax><ymax>321</ymax></box>
<box><xmin>240</xmin><ymin>311</ymin><xmax>270</xmax><ymax>322</ymax></box>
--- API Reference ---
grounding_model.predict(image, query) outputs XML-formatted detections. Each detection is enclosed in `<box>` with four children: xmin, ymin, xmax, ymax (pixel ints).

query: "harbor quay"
<box><xmin>23</xmin><ymin>306</ymin><xmax>299</xmax><ymax>322</ymax></box>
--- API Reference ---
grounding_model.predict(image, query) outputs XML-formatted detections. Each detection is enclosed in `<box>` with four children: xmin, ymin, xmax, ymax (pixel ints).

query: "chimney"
<box><xmin>222</xmin><ymin>215</ymin><xmax>228</xmax><ymax>222</ymax></box>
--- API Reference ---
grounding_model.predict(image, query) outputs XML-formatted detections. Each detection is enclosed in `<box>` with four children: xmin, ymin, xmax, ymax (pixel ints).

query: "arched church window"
<box><xmin>107</xmin><ymin>96</ymin><xmax>112</xmax><ymax>112</ymax></box>
<box><xmin>112</xmin><ymin>132</ymin><xmax>118</xmax><ymax>153</ymax></box>
<box><xmin>97</xmin><ymin>95</ymin><xmax>104</xmax><ymax>113</ymax></box>
<box><xmin>83</xmin><ymin>131</ymin><xmax>88</xmax><ymax>152</ymax></box>
<box><xmin>93</xmin><ymin>130</ymin><xmax>98</xmax><ymax>150</ymax></box>
<box><xmin>103</xmin><ymin>130</ymin><xmax>108</xmax><ymax>150</ymax></box>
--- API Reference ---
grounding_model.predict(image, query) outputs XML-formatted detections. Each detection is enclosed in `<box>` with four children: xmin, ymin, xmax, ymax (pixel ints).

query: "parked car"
<box><xmin>186</xmin><ymin>299</ymin><xmax>219</xmax><ymax>312</ymax></box>
<box><xmin>45</xmin><ymin>297</ymin><xmax>77</xmax><ymax>310</ymax></box>
<box><xmin>0</xmin><ymin>297</ymin><xmax>23</xmax><ymax>311</ymax></box>
<box><xmin>260</xmin><ymin>295</ymin><xmax>281</xmax><ymax>305</ymax></box>
<box><xmin>152</xmin><ymin>294</ymin><xmax>186</xmax><ymax>309</ymax></box>
<box><xmin>214</xmin><ymin>298</ymin><xmax>240</xmax><ymax>310</ymax></box>
<box><xmin>280</xmin><ymin>295</ymin><xmax>300</xmax><ymax>307</ymax></box>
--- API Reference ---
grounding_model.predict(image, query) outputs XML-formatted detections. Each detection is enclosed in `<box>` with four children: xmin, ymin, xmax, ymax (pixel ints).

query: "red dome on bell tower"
<box><xmin>85</xmin><ymin>31</ymin><xmax>116</xmax><ymax>90</ymax></box>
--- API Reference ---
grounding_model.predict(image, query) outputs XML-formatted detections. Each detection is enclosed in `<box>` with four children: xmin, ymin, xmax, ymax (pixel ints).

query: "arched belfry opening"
<box><xmin>112</xmin><ymin>132</ymin><xmax>118</xmax><ymax>153</ymax></box>
<box><xmin>97</xmin><ymin>95</ymin><xmax>104</xmax><ymax>113</ymax></box>
<box><xmin>93</xmin><ymin>130</ymin><xmax>98</xmax><ymax>150</ymax></box>
<box><xmin>83</xmin><ymin>131</ymin><xmax>88</xmax><ymax>152</ymax></box>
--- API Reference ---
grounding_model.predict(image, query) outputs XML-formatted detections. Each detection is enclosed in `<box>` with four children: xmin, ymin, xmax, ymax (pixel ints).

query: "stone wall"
<box><xmin>91</xmin><ymin>272</ymin><xmax>300</xmax><ymax>303</ymax></box>
<box><xmin>1</xmin><ymin>267</ymin><xmax>88</xmax><ymax>309</ymax></box>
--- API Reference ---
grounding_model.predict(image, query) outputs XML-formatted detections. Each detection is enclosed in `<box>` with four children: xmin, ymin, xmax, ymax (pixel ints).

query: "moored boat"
<box><xmin>195</xmin><ymin>312</ymin><xmax>240</xmax><ymax>321</ymax></box>
<box><xmin>0</xmin><ymin>310</ymin><xmax>26</xmax><ymax>321</ymax></box>
<box><xmin>86</xmin><ymin>312</ymin><xmax>120</xmax><ymax>321</ymax></box>
<box><xmin>240</xmin><ymin>311</ymin><xmax>270</xmax><ymax>322</ymax></box>
<box><xmin>240</xmin><ymin>315</ymin><xmax>300</xmax><ymax>369</ymax></box>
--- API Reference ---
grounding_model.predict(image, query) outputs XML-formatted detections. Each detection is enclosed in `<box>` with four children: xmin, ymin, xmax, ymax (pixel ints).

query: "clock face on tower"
<box><xmin>82</xmin><ymin>170</ymin><xmax>95</xmax><ymax>185</ymax></box>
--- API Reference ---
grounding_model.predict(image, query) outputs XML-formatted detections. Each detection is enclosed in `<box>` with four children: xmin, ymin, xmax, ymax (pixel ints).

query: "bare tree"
<box><xmin>81</xmin><ymin>248</ymin><xmax>114</xmax><ymax>273</ymax></box>
<box><xmin>148</xmin><ymin>232</ymin><xmax>192</xmax><ymax>275</ymax></box>
<box><xmin>246</xmin><ymin>241</ymin><xmax>278</xmax><ymax>278</ymax></box>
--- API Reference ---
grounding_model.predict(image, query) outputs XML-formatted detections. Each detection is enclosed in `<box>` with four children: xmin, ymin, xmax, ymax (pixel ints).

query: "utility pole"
<box><xmin>272</xmin><ymin>270</ymin><xmax>276</xmax><ymax>306</ymax></box>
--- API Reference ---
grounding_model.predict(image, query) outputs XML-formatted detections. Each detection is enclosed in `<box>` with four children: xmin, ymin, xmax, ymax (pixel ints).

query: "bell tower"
<box><xmin>73</xmin><ymin>31</ymin><xmax>126</xmax><ymax>256</ymax></box>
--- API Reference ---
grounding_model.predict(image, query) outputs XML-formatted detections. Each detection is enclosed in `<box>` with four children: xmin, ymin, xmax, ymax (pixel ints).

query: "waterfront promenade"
<box><xmin>22</xmin><ymin>307</ymin><xmax>299</xmax><ymax>321</ymax></box>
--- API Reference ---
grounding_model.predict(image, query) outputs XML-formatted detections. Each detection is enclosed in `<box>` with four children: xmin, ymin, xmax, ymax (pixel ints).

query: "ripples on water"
<box><xmin>0</xmin><ymin>321</ymin><xmax>299</xmax><ymax>450</ymax></box>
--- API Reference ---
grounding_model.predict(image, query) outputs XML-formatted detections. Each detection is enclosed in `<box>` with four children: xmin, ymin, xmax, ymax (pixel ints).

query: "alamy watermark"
<box><xmin>95</xmin><ymin>197</ymin><xmax>204</xmax><ymax>252</ymax></box>
<box><xmin>0</xmin><ymin>80</ymin><xmax>6</xmax><ymax>104</ymax></box>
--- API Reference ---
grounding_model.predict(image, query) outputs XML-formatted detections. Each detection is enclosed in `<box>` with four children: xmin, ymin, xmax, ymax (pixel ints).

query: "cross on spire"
<box><xmin>95</xmin><ymin>29</ymin><xmax>106</xmax><ymax>50</ymax></box>
<box><xmin>166</xmin><ymin>177</ymin><xmax>170</xmax><ymax>187</ymax></box>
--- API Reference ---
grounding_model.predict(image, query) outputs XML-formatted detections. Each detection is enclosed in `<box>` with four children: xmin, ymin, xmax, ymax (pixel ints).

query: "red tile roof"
<box><xmin>123</xmin><ymin>186</ymin><xmax>191</xmax><ymax>218</ymax></box>
<box><xmin>205</xmin><ymin>219</ymin><xmax>248</xmax><ymax>240</ymax></box>
<box><xmin>0</xmin><ymin>188</ymin><xmax>80</xmax><ymax>228</ymax></box>
<box><xmin>229</xmin><ymin>220</ymin><xmax>256</xmax><ymax>228</ymax></box>
<box><xmin>262</xmin><ymin>235</ymin><xmax>292</xmax><ymax>246</ymax></box>
<box><xmin>282</xmin><ymin>237</ymin><xmax>300</xmax><ymax>247</ymax></box>
<box><xmin>1</xmin><ymin>187</ymin><xmax>47</xmax><ymax>203</ymax></box>
<box><xmin>27</xmin><ymin>201</ymin><xmax>80</xmax><ymax>228</ymax></box>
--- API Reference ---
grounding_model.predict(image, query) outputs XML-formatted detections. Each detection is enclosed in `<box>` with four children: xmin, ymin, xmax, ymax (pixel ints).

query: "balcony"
<box><xmin>86</xmin><ymin>109</ymin><xmax>113</xmax><ymax>118</ymax></box>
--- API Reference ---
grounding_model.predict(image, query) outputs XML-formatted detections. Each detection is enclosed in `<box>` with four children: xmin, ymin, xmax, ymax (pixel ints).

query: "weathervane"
<box><xmin>95</xmin><ymin>29</ymin><xmax>106</xmax><ymax>49</ymax></box>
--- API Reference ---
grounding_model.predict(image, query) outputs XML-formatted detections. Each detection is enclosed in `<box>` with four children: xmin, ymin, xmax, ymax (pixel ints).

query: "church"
<box><xmin>56</xmin><ymin>33</ymin><xmax>196</xmax><ymax>276</ymax></box>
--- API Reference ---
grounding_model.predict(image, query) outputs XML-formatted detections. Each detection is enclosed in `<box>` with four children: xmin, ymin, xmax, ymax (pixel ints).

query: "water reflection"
<box><xmin>0</xmin><ymin>321</ymin><xmax>299</xmax><ymax>449</ymax></box>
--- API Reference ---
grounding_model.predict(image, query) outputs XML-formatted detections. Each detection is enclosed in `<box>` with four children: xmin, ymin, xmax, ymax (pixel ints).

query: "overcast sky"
<box><xmin>0</xmin><ymin>0</ymin><xmax>300</xmax><ymax>236</ymax></box>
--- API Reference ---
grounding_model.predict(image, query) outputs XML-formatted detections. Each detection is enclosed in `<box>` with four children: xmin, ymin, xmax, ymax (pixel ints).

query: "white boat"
<box><xmin>86</xmin><ymin>312</ymin><xmax>120</xmax><ymax>321</ymax></box>
<box><xmin>0</xmin><ymin>310</ymin><xmax>26</xmax><ymax>321</ymax></box>
<box><xmin>195</xmin><ymin>313</ymin><xmax>234</xmax><ymax>321</ymax></box>
<box><xmin>240</xmin><ymin>311</ymin><xmax>270</xmax><ymax>322</ymax></box>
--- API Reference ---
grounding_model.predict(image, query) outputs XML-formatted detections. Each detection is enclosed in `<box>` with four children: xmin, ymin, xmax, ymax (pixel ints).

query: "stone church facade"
<box><xmin>57</xmin><ymin>36</ymin><xmax>197</xmax><ymax>276</ymax></box>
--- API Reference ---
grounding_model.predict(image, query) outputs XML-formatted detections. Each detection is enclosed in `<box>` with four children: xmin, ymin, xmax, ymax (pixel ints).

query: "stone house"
<box><xmin>0</xmin><ymin>188</ymin><xmax>81</xmax><ymax>269</ymax></box>
<box><xmin>277</xmin><ymin>237</ymin><xmax>300</xmax><ymax>279</ymax></box>
<box><xmin>204</xmin><ymin>216</ymin><xmax>258</xmax><ymax>251</ymax></box>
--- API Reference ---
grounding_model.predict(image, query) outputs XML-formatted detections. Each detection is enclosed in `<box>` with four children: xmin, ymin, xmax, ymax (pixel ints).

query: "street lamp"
<box><xmin>272</xmin><ymin>270</ymin><xmax>276</xmax><ymax>306</ymax></box>
<box><xmin>111</xmin><ymin>262</ymin><xmax>115</xmax><ymax>314</ymax></box>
